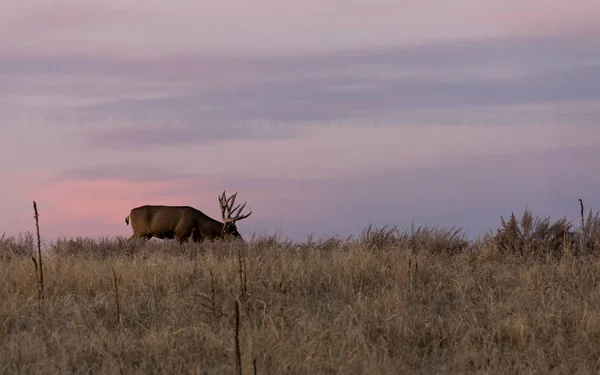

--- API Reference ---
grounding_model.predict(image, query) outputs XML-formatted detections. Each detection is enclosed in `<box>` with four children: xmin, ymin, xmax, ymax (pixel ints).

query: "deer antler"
<box><xmin>219</xmin><ymin>190</ymin><xmax>252</xmax><ymax>223</ymax></box>
<box><xmin>219</xmin><ymin>191</ymin><xmax>228</xmax><ymax>222</ymax></box>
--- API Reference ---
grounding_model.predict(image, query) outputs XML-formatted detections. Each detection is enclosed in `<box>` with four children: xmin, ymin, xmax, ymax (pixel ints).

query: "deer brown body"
<box><xmin>125</xmin><ymin>191</ymin><xmax>252</xmax><ymax>244</ymax></box>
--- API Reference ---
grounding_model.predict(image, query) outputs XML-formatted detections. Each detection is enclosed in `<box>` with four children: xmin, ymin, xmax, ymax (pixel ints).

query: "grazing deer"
<box><xmin>125</xmin><ymin>191</ymin><xmax>252</xmax><ymax>244</ymax></box>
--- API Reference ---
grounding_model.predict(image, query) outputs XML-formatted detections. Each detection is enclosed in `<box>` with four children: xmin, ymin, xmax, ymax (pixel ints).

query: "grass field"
<box><xmin>1</xmin><ymin>207</ymin><xmax>600</xmax><ymax>374</ymax></box>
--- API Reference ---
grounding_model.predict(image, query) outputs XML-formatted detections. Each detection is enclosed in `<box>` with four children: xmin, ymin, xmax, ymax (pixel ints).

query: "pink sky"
<box><xmin>1</xmin><ymin>0</ymin><xmax>599</xmax><ymax>242</ymax></box>
<box><xmin>3</xmin><ymin>121</ymin><xmax>600</xmax><ymax>241</ymax></box>
<box><xmin>1</xmin><ymin>0</ymin><xmax>599</xmax><ymax>57</ymax></box>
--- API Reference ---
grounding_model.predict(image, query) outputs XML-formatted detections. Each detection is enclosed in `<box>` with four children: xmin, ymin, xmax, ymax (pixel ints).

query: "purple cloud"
<box><xmin>36</xmin><ymin>35</ymin><xmax>596</xmax><ymax>136</ymax></box>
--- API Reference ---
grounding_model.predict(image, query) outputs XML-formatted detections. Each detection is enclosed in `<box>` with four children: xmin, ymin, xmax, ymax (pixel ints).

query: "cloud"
<box><xmin>64</xmin><ymin>122</ymin><xmax>600</xmax><ymax>181</ymax></box>
<box><xmin>0</xmin><ymin>36</ymin><xmax>600</xmax><ymax>111</ymax></box>
<box><xmin>2</xmin><ymin>0</ymin><xmax>599</xmax><ymax>58</ymax></box>
<box><xmin>4</xmin><ymin>33</ymin><xmax>598</xmax><ymax>80</ymax></box>
<box><xmin>11</xmin><ymin>34</ymin><xmax>588</xmax><ymax>131</ymax></box>
<box><xmin>75</xmin><ymin>122</ymin><xmax>300</xmax><ymax>150</ymax></box>
<box><xmin>2</xmin><ymin>3</ymin><xmax>137</xmax><ymax>34</ymax></box>
<box><xmin>57</xmin><ymin>164</ymin><xmax>189</xmax><ymax>183</ymax></box>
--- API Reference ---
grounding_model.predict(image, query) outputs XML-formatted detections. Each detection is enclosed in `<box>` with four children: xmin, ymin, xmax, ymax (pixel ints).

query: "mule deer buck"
<box><xmin>125</xmin><ymin>191</ymin><xmax>252</xmax><ymax>244</ymax></box>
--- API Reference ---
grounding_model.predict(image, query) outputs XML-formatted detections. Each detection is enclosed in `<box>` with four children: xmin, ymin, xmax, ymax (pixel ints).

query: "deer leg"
<box><xmin>175</xmin><ymin>234</ymin><xmax>186</xmax><ymax>245</ymax></box>
<box><xmin>128</xmin><ymin>233</ymin><xmax>147</xmax><ymax>242</ymax></box>
<box><xmin>191</xmin><ymin>229</ymin><xmax>204</xmax><ymax>243</ymax></box>
<box><xmin>128</xmin><ymin>233</ymin><xmax>150</xmax><ymax>247</ymax></box>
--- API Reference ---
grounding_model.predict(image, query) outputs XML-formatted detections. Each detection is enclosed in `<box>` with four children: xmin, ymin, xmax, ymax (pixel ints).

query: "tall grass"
<box><xmin>1</xmin><ymin>204</ymin><xmax>600</xmax><ymax>373</ymax></box>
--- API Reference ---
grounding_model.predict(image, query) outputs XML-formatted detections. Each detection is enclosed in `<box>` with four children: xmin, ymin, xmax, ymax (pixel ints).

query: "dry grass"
<box><xmin>2</xmin><ymin>206</ymin><xmax>600</xmax><ymax>374</ymax></box>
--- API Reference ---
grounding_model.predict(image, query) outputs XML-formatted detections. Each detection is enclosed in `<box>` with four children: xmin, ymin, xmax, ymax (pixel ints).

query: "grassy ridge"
<box><xmin>1</xmin><ymin>208</ymin><xmax>600</xmax><ymax>374</ymax></box>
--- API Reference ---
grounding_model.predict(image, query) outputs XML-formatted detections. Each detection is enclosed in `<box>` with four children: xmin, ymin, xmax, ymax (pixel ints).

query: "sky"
<box><xmin>1</xmin><ymin>0</ymin><xmax>600</xmax><ymax>242</ymax></box>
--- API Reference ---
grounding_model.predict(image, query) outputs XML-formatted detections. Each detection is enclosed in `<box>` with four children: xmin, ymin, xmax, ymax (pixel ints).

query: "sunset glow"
<box><xmin>1</xmin><ymin>0</ymin><xmax>599</xmax><ymax>242</ymax></box>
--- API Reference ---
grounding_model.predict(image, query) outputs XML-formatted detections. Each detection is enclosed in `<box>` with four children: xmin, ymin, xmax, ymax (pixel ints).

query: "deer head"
<box><xmin>218</xmin><ymin>190</ymin><xmax>252</xmax><ymax>238</ymax></box>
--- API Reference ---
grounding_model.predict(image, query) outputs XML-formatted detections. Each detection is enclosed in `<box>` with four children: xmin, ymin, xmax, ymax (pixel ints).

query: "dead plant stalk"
<box><xmin>234</xmin><ymin>300</ymin><xmax>242</xmax><ymax>375</ymax></box>
<box><xmin>111</xmin><ymin>266</ymin><xmax>122</xmax><ymax>327</ymax></box>
<box><xmin>32</xmin><ymin>201</ymin><xmax>44</xmax><ymax>316</ymax></box>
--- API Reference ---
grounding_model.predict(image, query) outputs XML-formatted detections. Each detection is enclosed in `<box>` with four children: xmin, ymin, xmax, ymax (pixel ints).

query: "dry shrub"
<box><xmin>357</xmin><ymin>223</ymin><xmax>470</xmax><ymax>254</ymax></box>
<box><xmin>295</xmin><ymin>234</ymin><xmax>346</xmax><ymax>253</ymax></box>
<box><xmin>52</xmin><ymin>236</ymin><xmax>132</xmax><ymax>258</ymax></box>
<box><xmin>247</xmin><ymin>234</ymin><xmax>281</xmax><ymax>249</ymax></box>
<box><xmin>494</xmin><ymin>209</ymin><xmax>577</xmax><ymax>259</ymax></box>
<box><xmin>0</xmin><ymin>232</ymin><xmax>35</xmax><ymax>259</ymax></box>
<box><xmin>50</xmin><ymin>236</ymin><xmax>240</xmax><ymax>260</ymax></box>
<box><xmin>399</xmin><ymin>224</ymin><xmax>469</xmax><ymax>254</ymax></box>
<box><xmin>580</xmin><ymin>209</ymin><xmax>600</xmax><ymax>253</ymax></box>
<box><xmin>358</xmin><ymin>224</ymin><xmax>400</xmax><ymax>250</ymax></box>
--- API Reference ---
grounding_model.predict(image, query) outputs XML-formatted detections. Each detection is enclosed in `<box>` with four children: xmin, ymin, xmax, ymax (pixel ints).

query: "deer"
<box><xmin>124</xmin><ymin>190</ymin><xmax>252</xmax><ymax>244</ymax></box>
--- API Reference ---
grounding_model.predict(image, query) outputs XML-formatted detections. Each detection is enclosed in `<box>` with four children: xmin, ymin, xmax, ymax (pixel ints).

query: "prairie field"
<box><xmin>2</xmin><ymin>209</ymin><xmax>600</xmax><ymax>374</ymax></box>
